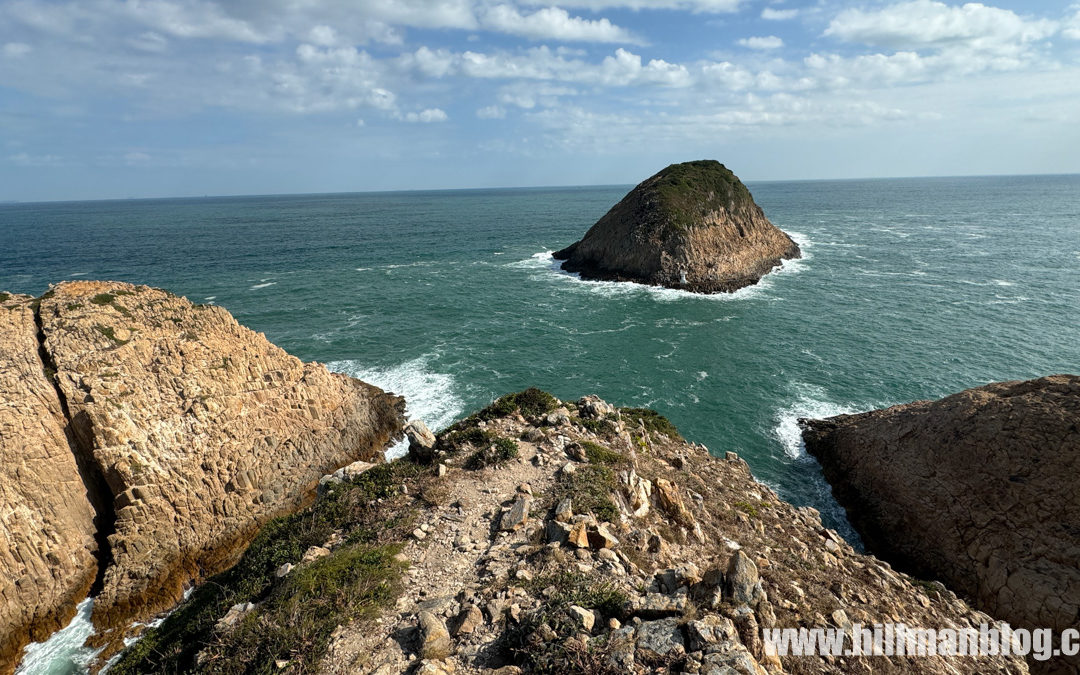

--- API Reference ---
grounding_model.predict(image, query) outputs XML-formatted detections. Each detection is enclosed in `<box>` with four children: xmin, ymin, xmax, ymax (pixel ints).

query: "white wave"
<box><xmin>327</xmin><ymin>354</ymin><xmax>464</xmax><ymax>460</ymax></box>
<box><xmin>771</xmin><ymin>383</ymin><xmax>866</xmax><ymax>459</ymax></box>
<box><xmin>16</xmin><ymin>599</ymin><xmax>101</xmax><ymax>675</ymax></box>
<box><xmin>69</xmin><ymin>272</ymin><xmax>89</xmax><ymax>277</ymax></box>
<box><xmin>354</xmin><ymin>267</ymin><xmax>371</xmax><ymax>272</ymax></box>
<box><xmin>249</xmin><ymin>282</ymin><xmax>276</xmax><ymax>290</ymax></box>
<box><xmin>695</xmin><ymin>371</ymin><xmax>708</xmax><ymax>381</ymax></box>
<box><xmin>993</xmin><ymin>279</ymin><xmax>1015</xmax><ymax>287</ymax></box>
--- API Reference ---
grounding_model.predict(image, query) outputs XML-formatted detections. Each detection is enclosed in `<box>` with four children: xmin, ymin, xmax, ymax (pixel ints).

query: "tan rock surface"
<box><xmin>0</xmin><ymin>294</ymin><xmax>98</xmax><ymax>674</ymax></box>
<box><xmin>29</xmin><ymin>281</ymin><xmax>404</xmax><ymax>644</ymax></box>
<box><xmin>802</xmin><ymin>375</ymin><xmax>1080</xmax><ymax>674</ymax></box>
<box><xmin>553</xmin><ymin>160</ymin><xmax>800</xmax><ymax>293</ymax></box>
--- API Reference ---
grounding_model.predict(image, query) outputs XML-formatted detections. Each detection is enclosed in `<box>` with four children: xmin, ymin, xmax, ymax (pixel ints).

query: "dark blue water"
<box><xmin>3</xmin><ymin>176</ymin><xmax>1079</xmax><ymax>542</ymax></box>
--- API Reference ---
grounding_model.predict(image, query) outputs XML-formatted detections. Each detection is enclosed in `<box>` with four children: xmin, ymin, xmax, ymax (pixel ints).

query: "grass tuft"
<box><xmin>618</xmin><ymin>407</ymin><xmax>682</xmax><ymax>440</ymax></box>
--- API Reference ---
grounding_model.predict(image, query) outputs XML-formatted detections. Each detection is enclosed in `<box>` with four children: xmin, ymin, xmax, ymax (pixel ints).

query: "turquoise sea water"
<box><xmin>4</xmin><ymin>174</ymin><xmax>1080</xmax><ymax>672</ymax></box>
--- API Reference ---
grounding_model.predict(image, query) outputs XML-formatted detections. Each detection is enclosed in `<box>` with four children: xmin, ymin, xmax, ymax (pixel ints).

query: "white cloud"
<box><xmin>399</xmin><ymin>107</ymin><xmax>448</xmax><ymax>122</ymax></box>
<box><xmin>737</xmin><ymin>35</ymin><xmax>783</xmax><ymax>49</ymax></box>
<box><xmin>477</xmin><ymin>105</ymin><xmax>506</xmax><ymax>118</ymax></box>
<box><xmin>2</xmin><ymin>42</ymin><xmax>31</xmax><ymax>58</ymax></box>
<box><xmin>128</xmin><ymin>31</ymin><xmax>169</xmax><ymax>52</ymax></box>
<box><xmin>481</xmin><ymin>5</ymin><xmax>639</xmax><ymax>43</ymax></box>
<box><xmin>761</xmin><ymin>7</ymin><xmax>798</xmax><ymax>20</ymax></box>
<box><xmin>1064</xmin><ymin>7</ymin><xmax>1080</xmax><ymax>40</ymax></box>
<box><xmin>825</xmin><ymin>0</ymin><xmax>1057</xmax><ymax>53</ymax></box>
<box><xmin>520</xmin><ymin>0</ymin><xmax>741</xmax><ymax>13</ymax></box>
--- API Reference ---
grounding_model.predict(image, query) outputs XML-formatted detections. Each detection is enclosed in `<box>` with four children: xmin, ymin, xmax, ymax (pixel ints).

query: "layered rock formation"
<box><xmin>802</xmin><ymin>375</ymin><xmax>1080</xmax><ymax>674</ymax></box>
<box><xmin>0</xmin><ymin>282</ymin><xmax>405</xmax><ymax>672</ymax></box>
<box><xmin>0</xmin><ymin>294</ymin><xmax>98</xmax><ymax>672</ymax></box>
<box><xmin>553</xmin><ymin>160</ymin><xmax>801</xmax><ymax>293</ymax></box>
<box><xmin>116</xmin><ymin>391</ymin><xmax>1028</xmax><ymax>674</ymax></box>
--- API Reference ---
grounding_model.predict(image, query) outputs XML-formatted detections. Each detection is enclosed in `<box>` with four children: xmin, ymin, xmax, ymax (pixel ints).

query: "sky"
<box><xmin>1</xmin><ymin>0</ymin><xmax>1079</xmax><ymax>200</ymax></box>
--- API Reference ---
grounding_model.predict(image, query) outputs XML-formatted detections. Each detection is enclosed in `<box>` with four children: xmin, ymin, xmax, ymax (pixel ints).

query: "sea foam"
<box><xmin>327</xmin><ymin>354</ymin><xmax>464</xmax><ymax>459</ymax></box>
<box><xmin>771</xmin><ymin>382</ymin><xmax>867</xmax><ymax>460</ymax></box>
<box><xmin>16</xmin><ymin>600</ymin><xmax>100</xmax><ymax>675</ymax></box>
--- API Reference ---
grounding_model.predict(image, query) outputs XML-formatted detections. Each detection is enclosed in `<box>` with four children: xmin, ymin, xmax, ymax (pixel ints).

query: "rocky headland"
<box><xmin>802</xmin><ymin>375</ymin><xmax>1080</xmax><ymax>674</ymax></box>
<box><xmin>113</xmin><ymin>390</ymin><xmax>1027</xmax><ymax>674</ymax></box>
<box><xmin>553</xmin><ymin>160</ymin><xmax>801</xmax><ymax>293</ymax></box>
<box><xmin>0</xmin><ymin>282</ymin><xmax>405</xmax><ymax>672</ymax></box>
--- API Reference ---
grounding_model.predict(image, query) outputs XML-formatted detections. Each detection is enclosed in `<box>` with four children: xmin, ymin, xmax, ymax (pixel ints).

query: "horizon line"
<box><xmin>4</xmin><ymin>170</ymin><xmax>1078</xmax><ymax>206</ymax></box>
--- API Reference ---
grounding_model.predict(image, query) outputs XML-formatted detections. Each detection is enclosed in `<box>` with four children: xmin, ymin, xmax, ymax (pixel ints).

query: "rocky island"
<box><xmin>802</xmin><ymin>375</ymin><xmax>1080</xmax><ymax>674</ymax></box>
<box><xmin>553</xmin><ymin>160</ymin><xmax>801</xmax><ymax>293</ymax></box>
<box><xmin>0</xmin><ymin>282</ymin><xmax>405</xmax><ymax>672</ymax></box>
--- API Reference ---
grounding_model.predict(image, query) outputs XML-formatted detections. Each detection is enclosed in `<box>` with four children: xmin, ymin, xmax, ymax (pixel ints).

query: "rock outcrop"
<box><xmin>0</xmin><ymin>294</ymin><xmax>98</xmax><ymax>672</ymax></box>
<box><xmin>553</xmin><ymin>160</ymin><xmax>801</xmax><ymax>293</ymax></box>
<box><xmin>0</xmin><ymin>282</ymin><xmax>405</xmax><ymax>671</ymax></box>
<box><xmin>116</xmin><ymin>391</ymin><xmax>1028</xmax><ymax>674</ymax></box>
<box><xmin>801</xmin><ymin>375</ymin><xmax>1080</xmax><ymax>674</ymax></box>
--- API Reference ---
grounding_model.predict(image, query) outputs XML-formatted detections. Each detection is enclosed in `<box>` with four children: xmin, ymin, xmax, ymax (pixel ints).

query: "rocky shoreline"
<box><xmin>801</xmin><ymin>375</ymin><xmax>1080</xmax><ymax>675</ymax></box>
<box><xmin>0</xmin><ymin>283</ymin><xmax>405</xmax><ymax>672</ymax></box>
<box><xmin>112</xmin><ymin>391</ymin><xmax>1026</xmax><ymax>674</ymax></box>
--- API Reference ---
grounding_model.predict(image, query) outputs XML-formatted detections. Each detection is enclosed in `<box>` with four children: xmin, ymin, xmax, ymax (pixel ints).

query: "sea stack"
<box><xmin>801</xmin><ymin>375</ymin><xmax>1080</xmax><ymax>674</ymax></box>
<box><xmin>0</xmin><ymin>282</ymin><xmax>405</xmax><ymax>672</ymax></box>
<box><xmin>553</xmin><ymin>160</ymin><xmax>800</xmax><ymax>293</ymax></box>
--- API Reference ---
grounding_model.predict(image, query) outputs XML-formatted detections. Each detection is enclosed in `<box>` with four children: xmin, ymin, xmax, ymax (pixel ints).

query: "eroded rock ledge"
<box><xmin>553</xmin><ymin>160</ymin><xmax>801</xmax><ymax>293</ymax></box>
<box><xmin>0</xmin><ymin>283</ymin><xmax>405</xmax><ymax>672</ymax></box>
<box><xmin>114</xmin><ymin>391</ymin><xmax>1027</xmax><ymax>674</ymax></box>
<box><xmin>801</xmin><ymin>375</ymin><xmax>1080</xmax><ymax>675</ymax></box>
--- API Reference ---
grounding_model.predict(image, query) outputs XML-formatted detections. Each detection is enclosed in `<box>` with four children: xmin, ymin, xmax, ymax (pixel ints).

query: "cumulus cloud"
<box><xmin>824</xmin><ymin>0</ymin><xmax>1057</xmax><ymax>52</ymax></box>
<box><xmin>476</xmin><ymin>104</ymin><xmax>507</xmax><ymax>118</ymax></box>
<box><xmin>737</xmin><ymin>35</ymin><xmax>783</xmax><ymax>49</ymax></box>
<box><xmin>761</xmin><ymin>7</ymin><xmax>798</xmax><ymax>20</ymax></box>
<box><xmin>481</xmin><ymin>5</ymin><xmax>638</xmax><ymax>43</ymax></box>
<box><xmin>399</xmin><ymin>107</ymin><xmax>448</xmax><ymax>122</ymax></box>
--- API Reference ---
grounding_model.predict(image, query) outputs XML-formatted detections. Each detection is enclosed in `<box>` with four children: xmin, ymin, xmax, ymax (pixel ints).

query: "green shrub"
<box><xmin>110</xmin><ymin>461</ymin><xmax>422</xmax><ymax>674</ymax></box>
<box><xmin>465</xmin><ymin>436</ymin><xmax>519</xmax><ymax>470</ymax></box>
<box><xmin>0</xmin><ymin>293</ymin><xmax>10</xmax><ymax>304</ymax></box>
<box><xmin>453</xmin><ymin>388</ymin><xmax>561</xmax><ymax>428</ymax></box>
<box><xmin>90</xmin><ymin>293</ymin><xmax>115</xmax><ymax>306</ymax></box>
<box><xmin>580</xmin><ymin>441</ymin><xmax>629</xmax><ymax>468</ymax></box>
<box><xmin>619</xmin><ymin>407</ymin><xmax>682</xmax><ymax>440</ymax></box>
<box><xmin>94</xmin><ymin>324</ymin><xmax>129</xmax><ymax>346</ymax></box>
<box><xmin>554</xmin><ymin>465</ymin><xmax>619</xmax><ymax>523</ymax></box>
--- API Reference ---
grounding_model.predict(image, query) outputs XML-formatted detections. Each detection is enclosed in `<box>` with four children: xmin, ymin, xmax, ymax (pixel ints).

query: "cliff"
<box><xmin>114</xmin><ymin>391</ymin><xmax>1026</xmax><ymax>674</ymax></box>
<box><xmin>801</xmin><ymin>375</ymin><xmax>1080</xmax><ymax>674</ymax></box>
<box><xmin>0</xmin><ymin>282</ymin><xmax>405</xmax><ymax>672</ymax></box>
<box><xmin>553</xmin><ymin>160</ymin><xmax>801</xmax><ymax>293</ymax></box>
<box><xmin>0</xmin><ymin>294</ymin><xmax>98</xmax><ymax>672</ymax></box>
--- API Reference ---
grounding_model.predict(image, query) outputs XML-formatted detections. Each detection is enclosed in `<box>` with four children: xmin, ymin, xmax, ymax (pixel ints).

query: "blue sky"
<box><xmin>1</xmin><ymin>0</ymin><xmax>1079</xmax><ymax>200</ymax></box>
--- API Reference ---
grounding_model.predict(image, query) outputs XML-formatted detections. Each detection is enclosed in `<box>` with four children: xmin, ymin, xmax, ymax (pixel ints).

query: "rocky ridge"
<box><xmin>553</xmin><ymin>161</ymin><xmax>801</xmax><ymax>293</ymax></box>
<box><xmin>114</xmin><ymin>390</ymin><xmax>1027</xmax><ymax>674</ymax></box>
<box><xmin>0</xmin><ymin>282</ymin><xmax>405</xmax><ymax>672</ymax></box>
<box><xmin>801</xmin><ymin>375</ymin><xmax>1080</xmax><ymax>674</ymax></box>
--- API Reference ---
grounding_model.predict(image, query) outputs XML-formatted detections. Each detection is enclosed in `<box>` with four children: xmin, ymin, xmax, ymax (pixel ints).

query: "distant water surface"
<box><xmin>4</xmin><ymin>174</ymin><xmax>1080</xmax><ymax>671</ymax></box>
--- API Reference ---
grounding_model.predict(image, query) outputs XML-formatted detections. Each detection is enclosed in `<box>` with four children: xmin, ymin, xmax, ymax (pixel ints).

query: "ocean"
<box><xmin>3</xmin><ymin>174</ymin><xmax>1080</xmax><ymax>672</ymax></box>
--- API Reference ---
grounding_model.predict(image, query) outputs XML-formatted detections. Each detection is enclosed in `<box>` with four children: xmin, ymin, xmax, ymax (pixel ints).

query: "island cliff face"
<box><xmin>802</xmin><ymin>375</ymin><xmax>1080</xmax><ymax>674</ymax></box>
<box><xmin>553</xmin><ymin>160</ymin><xmax>801</xmax><ymax>293</ymax></box>
<box><xmin>0</xmin><ymin>282</ymin><xmax>405</xmax><ymax>672</ymax></box>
